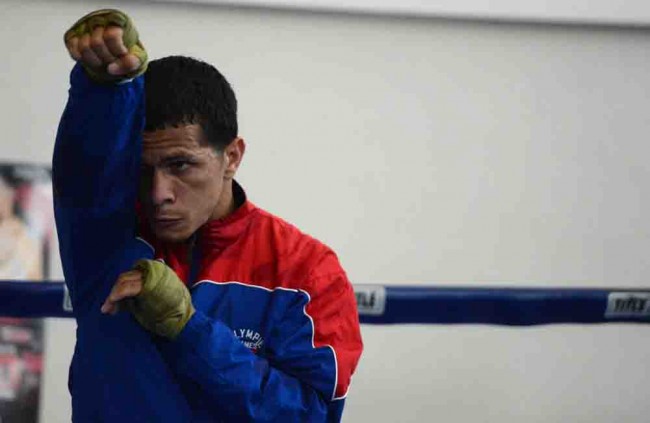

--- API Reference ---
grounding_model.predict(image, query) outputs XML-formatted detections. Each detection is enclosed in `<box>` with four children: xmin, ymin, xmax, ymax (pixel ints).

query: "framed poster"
<box><xmin>0</xmin><ymin>163</ymin><xmax>53</xmax><ymax>423</ymax></box>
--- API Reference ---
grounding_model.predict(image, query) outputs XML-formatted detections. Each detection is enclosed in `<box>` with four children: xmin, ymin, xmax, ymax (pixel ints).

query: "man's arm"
<box><xmin>54</xmin><ymin>9</ymin><xmax>150</xmax><ymax>315</ymax></box>
<box><xmin>53</xmin><ymin>63</ymin><xmax>148</xmax><ymax>314</ymax></box>
<box><xmin>107</xmin><ymin>253</ymin><xmax>363</xmax><ymax>421</ymax></box>
<box><xmin>53</xmin><ymin>10</ymin><xmax>191</xmax><ymax>421</ymax></box>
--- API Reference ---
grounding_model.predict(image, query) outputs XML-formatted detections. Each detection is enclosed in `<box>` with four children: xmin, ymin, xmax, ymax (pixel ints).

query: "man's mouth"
<box><xmin>154</xmin><ymin>217</ymin><xmax>182</xmax><ymax>229</ymax></box>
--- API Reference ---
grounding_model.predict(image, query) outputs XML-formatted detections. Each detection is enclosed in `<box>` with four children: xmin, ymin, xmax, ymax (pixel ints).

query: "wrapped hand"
<box><xmin>102</xmin><ymin>259</ymin><xmax>195</xmax><ymax>339</ymax></box>
<box><xmin>64</xmin><ymin>9</ymin><xmax>148</xmax><ymax>83</ymax></box>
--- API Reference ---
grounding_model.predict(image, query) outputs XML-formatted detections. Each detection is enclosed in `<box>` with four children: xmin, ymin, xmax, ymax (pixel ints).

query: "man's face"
<box><xmin>140</xmin><ymin>124</ymin><xmax>229</xmax><ymax>243</ymax></box>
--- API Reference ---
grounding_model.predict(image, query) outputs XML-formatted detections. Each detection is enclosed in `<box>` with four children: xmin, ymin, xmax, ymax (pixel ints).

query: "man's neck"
<box><xmin>209</xmin><ymin>179</ymin><xmax>235</xmax><ymax>222</ymax></box>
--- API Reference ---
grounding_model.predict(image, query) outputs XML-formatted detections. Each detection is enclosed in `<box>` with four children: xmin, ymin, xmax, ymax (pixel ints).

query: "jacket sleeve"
<box><xmin>160</xmin><ymin>252</ymin><xmax>363</xmax><ymax>422</ymax></box>
<box><xmin>52</xmin><ymin>64</ymin><xmax>192</xmax><ymax>422</ymax></box>
<box><xmin>53</xmin><ymin>64</ymin><xmax>149</xmax><ymax>315</ymax></box>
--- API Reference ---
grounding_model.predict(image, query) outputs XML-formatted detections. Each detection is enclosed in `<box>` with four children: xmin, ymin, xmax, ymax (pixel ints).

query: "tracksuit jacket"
<box><xmin>53</xmin><ymin>64</ymin><xmax>363</xmax><ymax>422</ymax></box>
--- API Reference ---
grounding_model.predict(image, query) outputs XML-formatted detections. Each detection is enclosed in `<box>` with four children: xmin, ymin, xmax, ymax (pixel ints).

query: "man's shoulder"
<box><xmin>252</xmin><ymin>205</ymin><xmax>328</xmax><ymax>248</ymax></box>
<box><xmin>251</xmin><ymin>205</ymin><xmax>343</xmax><ymax>280</ymax></box>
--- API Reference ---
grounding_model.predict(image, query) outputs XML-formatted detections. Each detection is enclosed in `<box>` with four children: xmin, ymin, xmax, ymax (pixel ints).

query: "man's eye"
<box><xmin>170</xmin><ymin>161</ymin><xmax>190</xmax><ymax>172</ymax></box>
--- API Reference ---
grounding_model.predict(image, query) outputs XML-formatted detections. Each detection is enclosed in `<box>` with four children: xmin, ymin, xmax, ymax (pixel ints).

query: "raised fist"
<box><xmin>64</xmin><ymin>9</ymin><xmax>148</xmax><ymax>83</ymax></box>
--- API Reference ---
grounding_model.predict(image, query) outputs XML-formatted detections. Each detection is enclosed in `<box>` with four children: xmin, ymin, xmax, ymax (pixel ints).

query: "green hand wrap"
<box><xmin>127</xmin><ymin>260</ymin><xmax>195</xmax><ymax>339</ymax></box>
<box><xmin>64</xmin><ymin>9</ymin><xmax>148</xmax><ymax>83</ymax></box>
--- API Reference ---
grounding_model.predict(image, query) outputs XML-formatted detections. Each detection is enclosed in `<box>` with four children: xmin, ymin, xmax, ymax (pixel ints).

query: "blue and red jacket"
<box><xmin>144</xmin><ymin>180</ymin><xmax>363</xmax><ymax>421</ymax></box>
<box><xmin>53</xmin><ymin>64</ymin><xmax>362</xmax><ymax>422</ymax></box>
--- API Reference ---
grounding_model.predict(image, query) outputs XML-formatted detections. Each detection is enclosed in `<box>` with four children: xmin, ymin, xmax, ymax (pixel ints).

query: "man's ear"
<box><xmin>223</xmin><ymin>137</ymin><xmax>245</xmax><ymax>180</ymax></box>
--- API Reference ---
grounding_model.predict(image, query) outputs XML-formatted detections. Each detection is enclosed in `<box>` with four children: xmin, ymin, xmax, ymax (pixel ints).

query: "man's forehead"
<box><xmin>142</xmin><ymin>123</ymin><xmax>205</xmax><ymax>146</ymax></box>
<box><xmin>143</xmin><ymin>125</ymin><xmax>204</xmax><ymax>153</ymax></box>
<box><xmin>141</xmin><ymin>127</ymin><xmax>218</xmax><ymax>165</ymax></box>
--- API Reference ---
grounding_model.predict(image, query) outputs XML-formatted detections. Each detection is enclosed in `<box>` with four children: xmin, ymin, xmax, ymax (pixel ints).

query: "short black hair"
<box><xmin>144</xmin><ymin>55</ymin><xmax>238</xmax><ymax>151</ymax></box>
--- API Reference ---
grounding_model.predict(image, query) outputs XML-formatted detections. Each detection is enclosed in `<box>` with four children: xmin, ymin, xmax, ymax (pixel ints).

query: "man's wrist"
<box><xmin>126</xmin><ymin>259</ymin><xmax>195</xmax><ymax>339</ymax></box>
<box><xmin>173</xmin><ymin>309</ymin><xmax>207</xmax><ymax>345</ymax></box>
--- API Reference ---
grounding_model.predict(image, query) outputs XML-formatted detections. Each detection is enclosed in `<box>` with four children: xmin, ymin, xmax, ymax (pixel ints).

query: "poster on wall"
<box><xmin>0</xmin><ymin>163</ymin><xmax>53</xmax><ymax>423</ymax></box>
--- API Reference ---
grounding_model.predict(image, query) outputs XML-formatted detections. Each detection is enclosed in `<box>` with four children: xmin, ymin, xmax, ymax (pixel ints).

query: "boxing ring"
<box><xmin>1</xmin><ymin>280</ymin><xmax>649</xmax><ymax>325</ymax></box>
<box><xmin>2</xmin><ymin>280</ymin><xmax>650</xmax><ymax>422</ymax></box>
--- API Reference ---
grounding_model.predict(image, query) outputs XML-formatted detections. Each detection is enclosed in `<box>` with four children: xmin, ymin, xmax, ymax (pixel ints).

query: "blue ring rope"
<box><xmin>1</xmin><ymin>281</ymin><xmax>649</xmax><ymax>325</ymax></box>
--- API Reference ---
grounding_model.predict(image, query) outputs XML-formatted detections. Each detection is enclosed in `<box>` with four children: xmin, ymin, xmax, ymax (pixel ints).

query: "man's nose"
<box><xmin>151</xmin><ymin>169</ymin><xmax>175</xmax><ymax>207</ymax></box>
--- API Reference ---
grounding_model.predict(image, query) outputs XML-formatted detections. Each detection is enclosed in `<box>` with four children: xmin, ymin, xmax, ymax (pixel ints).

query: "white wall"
<box><xmin>153</xmin><ymin>0</ymin><xmax>650</xmax><ymax>26</ymax></box>
<box><xmin>2</xmin><ymin>0</ymin><xmax>650</xmax><ymax>421</ymax></box>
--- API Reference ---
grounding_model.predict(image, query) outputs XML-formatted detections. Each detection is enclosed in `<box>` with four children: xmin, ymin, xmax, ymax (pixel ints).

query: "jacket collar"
<box><xmin>197</xmin><ymin>180</ymin><xmax>256</xmax><ymax>250</ymax></box>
